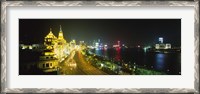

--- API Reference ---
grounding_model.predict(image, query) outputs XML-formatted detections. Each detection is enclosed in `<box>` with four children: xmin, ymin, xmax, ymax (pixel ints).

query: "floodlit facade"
<box><xmin>70</xmin><ymin>40</ymin><xmax>76</xmax><ymax>48</ymax></box>
<box><xmin>54</xmin><ymin>25</ymin><xmax>69</xmax><ymax>60</ymax></box>
<box><xmin>155</xmin><ymin>43</ymin><xmax>171</xmax><ymax>49</ymax></box>
<box><xmin>19</xmin><ymin>44</ymin><xmax>44</xmax><ymax>50</ymax></box>
<box><xmin>38</xmin><ymin>25</ymin><xmax>68</xmax><ymax>72</ymax></box>
<box><xmin>155</xmin><ymin>37</ymin><xmax>171</xmax><ymax>49</ymax></box>
<box><xmin>38</xmin><ymin>60</ymin><xmax>59</xmax><ymax>73</ymax></box>
<box><xmin>44</xmin><ymin>28</ymin><xmax>58</xmax><ymax>50</ymax></box>
<box><xmin>159</xmin><ymin>37</ymin><xmax>163</xmax><ymax>44</ymax></box>
<box><xmin>42</xmin><ymin>25</ymin><xmax>68</xmax><ymax>60</ymax></box>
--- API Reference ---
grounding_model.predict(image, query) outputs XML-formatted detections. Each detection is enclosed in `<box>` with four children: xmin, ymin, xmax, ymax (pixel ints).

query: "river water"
<box><xmin>92</xmin><ymin>48</ymin><xmax>181</xmax><ymax>75</ymax></box>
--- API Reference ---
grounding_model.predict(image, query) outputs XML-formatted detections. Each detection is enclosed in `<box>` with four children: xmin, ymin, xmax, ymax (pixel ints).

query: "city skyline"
<box><xmin>19</xmin><ymin>19</ymin><xmax>181</xmax><ymax>47</ymax></box>
<box><xmin>19</xmin><ymin>19</ymin><xmax>181</xmax><ymax>75</ymax></box>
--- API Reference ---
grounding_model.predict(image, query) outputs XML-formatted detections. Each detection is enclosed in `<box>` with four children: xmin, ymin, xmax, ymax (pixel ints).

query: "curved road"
<box><xmin>59</xmin><ymin>50</ymin><xmax>107</xmax><ymax>75</ymax></box>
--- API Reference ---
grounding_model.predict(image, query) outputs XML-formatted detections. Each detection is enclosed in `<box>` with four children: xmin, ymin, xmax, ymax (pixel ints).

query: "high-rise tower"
<box><xmin>159</xmin><ymin>37</ymin><xmax>163</xmax><ymax>44</ymax></box>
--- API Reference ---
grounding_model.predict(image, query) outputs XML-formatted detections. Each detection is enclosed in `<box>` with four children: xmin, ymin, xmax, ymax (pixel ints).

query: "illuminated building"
<box><xmin>37</xmin><ymin>59</ymin><xmax>59</xmax><ymax>73</ymax></box>
<box><xmin>98</xmin><ymin>39</ymin><xmax>101</xmax><ymax>43</ymax></box>
<box><xmin>93</xmin><ymin>39</ymin><xmax>104</xmax><ymax>50</ymax></box>
<box><xmin>79</xmin><ymin>41</ymin><xmax>87</xmax><ymax>49</ymax></box>
<box><xmin>121</xmin><ymin>44</ymin><xmax>128</xmax><ymax>48</ymax></box>
<box><xmin>54</xmin><ymin>25</ymin><xmax>68</xmax><ymax>60</ymax></box>
<box><xmin>155</xmin><ymin>37</ymin><xmax>171</xmax><ymax>49</ymax></box>
<box><xmin>39</xmin><ymin>25</ymin><xmax>68</xmax><ymax>72</ymax></box>
<box><xmin>104</xmin><ymin>44</ymin><xmax>108</xmax><ymax>50</ymax></box>
<box><xmin>42</xmin><ymin>25</ymin><xmax>68</xmax><ymax>60</ymax></box>
<box><xmin>44</xmin><ymin>28</ymin><xmax>58</xmax><ymax>50</ymax></box>
<box><xmin>57</xmin><ymin>25</ymin><xmax>67</xmax><ymax>44</ymax></box>
<box><xmin>19</xmin><ymin>44</ymin><xmax>44</xmax><ymax>50</ymax></box>
<box><xmin>70</xmin><ymin>39</ymin><xmax>76</xmax><ymax>48</ymax></box>
<box><xmin>113</xmin><ymin>41</ymin><xmax>121</xmax><ymax>48</ymax></box>
<box><xmin>159</xmin><ymin>37</ymin><xmax>163</xmax><ymax>44</ymax></box>
<box><xmin>79</xmin><ymin>41</ymin><xmax>85</xmax><ymax>45</ymax></box>
<box><xmin>42</xmin><ymin>28</ymin><xmax>58</xmax><ymax>59</ymax></box>
<box><xmin>165</xmin><ymin>44</ymin><xmax>171</xmax><ymax>49</ymax></box>
<box><xmin>113</xmin><ymin>45</ymin><xmax>119</xmax><ymax>48</ymax></box>
<box><xmin>95</xmin><ymin>42</ymin><xmax>99</xmax><ymax>50</ymax></box>
<box><xmin>20</xmin><ymin>44</ymin><xmax>32</xmax><ymax>50</ymax></box>
<box><xmin>92</xmin><ymin>39</ymin><xmax>101</xmax><ymax>50</ymax></box>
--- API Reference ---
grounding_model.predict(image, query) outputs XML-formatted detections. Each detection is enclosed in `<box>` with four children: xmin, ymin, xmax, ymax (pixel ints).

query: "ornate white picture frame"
<box><xmin>1</xmin><ymin>1</ymin><xmax>199</xmax><ymax>93</ymax></box>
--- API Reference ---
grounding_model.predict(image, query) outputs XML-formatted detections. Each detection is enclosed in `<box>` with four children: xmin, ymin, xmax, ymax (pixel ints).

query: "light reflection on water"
<box><xmin>115</xmin><ymin>48</ymin><xmax>121</xmax><ymax>61</ymax></box>
<box><xmin>155</xmin><ymin>53</ymin><xmax>165</xmax><ymax>70</ymax></box>
<box><xmin>92</xmin><ymin>48</ymin><xmax>181</xmax><ymax>75</ymax></box>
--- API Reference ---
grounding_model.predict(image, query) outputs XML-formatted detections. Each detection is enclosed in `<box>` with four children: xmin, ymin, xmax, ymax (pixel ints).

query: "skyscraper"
<box><xmin>159</xmin><ymin>37</ymin><xmax>163</xmax><ymax>44</ymax></box>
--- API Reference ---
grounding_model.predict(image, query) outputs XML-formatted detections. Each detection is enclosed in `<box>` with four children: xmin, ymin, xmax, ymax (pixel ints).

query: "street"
<box><xmin>58</xmin><ymin>50</ymin><xmax>107</xmax><ymax>75</ymax></box>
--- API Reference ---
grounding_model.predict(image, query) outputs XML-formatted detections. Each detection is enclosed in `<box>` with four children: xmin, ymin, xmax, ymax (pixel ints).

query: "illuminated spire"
<box><xmin>50</xmin><ymin>28</ymin><xmax>52</xmax><ymax>33</ymax></box>
<box><xmin>48</xmin><ymin>27</ymin><xmax>54</xmax><ymax>36</ymax></box>
<box><xmin>60</xmin><ymin>25</ymin><xmax>62</xmax><ymax>32</ymax></box>
<box><xmin>45</xmin><ymin>27</ymin><xmax>57</xmax><ymax>39</ymax></box>
<box><xmin>58</xmin><ymin>25</ymin><xmax>64</xmax><ymax>39</ymax></box>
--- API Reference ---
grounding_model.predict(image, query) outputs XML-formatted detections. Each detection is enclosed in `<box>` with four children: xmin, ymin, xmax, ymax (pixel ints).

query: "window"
<box><xmin>46</xmin><ymin>63</ymin><xmax>49</xmax><ymax>68</ymax></box>
<box><xmin>43</xmin><ymin>64</ymin><xmax>45</xmax><ymax>68</ymax></box>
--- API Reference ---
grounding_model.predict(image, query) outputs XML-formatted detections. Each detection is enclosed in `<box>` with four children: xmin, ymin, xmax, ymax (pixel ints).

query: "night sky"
<box><xmin>19</xmin><ymin>19</ymin><xmax>181</xmax><ymax>47</ymax></box>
